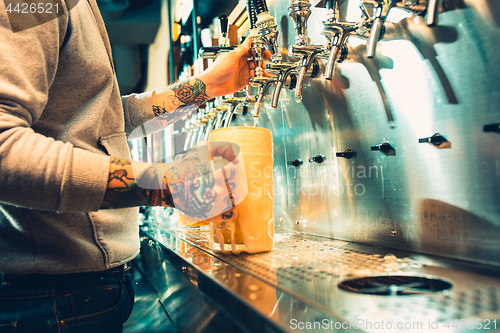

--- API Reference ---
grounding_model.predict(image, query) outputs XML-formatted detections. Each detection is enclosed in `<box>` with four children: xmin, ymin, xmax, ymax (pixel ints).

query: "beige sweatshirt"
<box><xmin>0</xmin><ymin>0</ymin><xmax>157</xmax><ymax>274</ymax></box>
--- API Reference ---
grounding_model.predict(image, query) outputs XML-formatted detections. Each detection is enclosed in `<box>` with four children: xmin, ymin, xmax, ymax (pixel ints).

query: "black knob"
<box><xmin>418</xmin><ymin>133</ymin><xmax>448</xmax><ymax>146</ymax></box>
<box><xmin>309</xmin><ymin>155</ymin><xmax>326</xmax><ymax>164</ymax></box>
<box><xmin>483</xmin><ymin>123</ymin><xmax>500</xmax><ymax>133</ymax></box>
<box><xmin>336</xmin><ymin>149</ymin><xmax>356</xmax><ymax>159</ymax></box>
<box><xmin>337</xmin><ymin>46</ymin><xmax>348</xmax><ymax>63</ymax></box>
<box><xmin>219</xmin><ymin>15</ymin><xmax>229</xmax><ymax>36</ymax></box>
<box><xmin>287</xmin><ymin>159</ymin><xmax>303</xmax><ymax>167</ymax></box>
<box><xmin>371</xmin><ymin>141</ymin><xmax>396</xmax><ymax>156</ymax></box>
<box><xmin>287</xmin><ymin>74</ymin><xmax>297</xmax><ymax>90</ymax></box>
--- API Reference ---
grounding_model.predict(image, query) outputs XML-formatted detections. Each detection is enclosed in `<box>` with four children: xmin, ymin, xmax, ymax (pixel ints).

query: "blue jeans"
<box><xmin>0</xmin><ymin>264</ymin><xmax>134</xmax><ymax>333</ymax></box>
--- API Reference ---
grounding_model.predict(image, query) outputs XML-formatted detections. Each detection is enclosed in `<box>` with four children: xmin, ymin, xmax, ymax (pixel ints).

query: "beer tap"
<box><xmin>363</xmin><ymin>0</ymin><xmax>397</xmax><ymax>58</ymax></box>
<box><xmin>287</xmin><ymin>0</ymin><xmax>322</xmax><ymax>103</ymax></box>
<box><xmin>194</xmin><ymin>109</ymin><xmax>209</xmax><ymax>145</ymax></box>
<box><xmin>201</xmin><ymin>101</ymin><xmax>218</xmax><ymax>141</ymax></box>
<box><xmin>248</xmin><ymin>0</ymin><xmax>279</xmax><ymax>122</ymax></box>
<box><xmin>266</xmin><ymin>62</ymin><xmax>298</xmax><ymax>108</ymax></box>
<box><xmin>198</xmin><ymin>15</ymin><xmax>236</xmax><ymax>60</ymax></box>
<box><xmin>213</xmin><ymin>97</ymin><xmax>230</xmax><ymax>130</ymax></box>
<box><xmin>221</xmin><ymin>93</ymin><xmax>256</xmax><ymax>127</ymax></box>
<box><xmin>182</xmin><ymin>115</ymin><xmax>196</xmax><ymax>152</ymax></box>
<box><xmin>363</xmin><ymin>0</ymin><xmax>443</xmax><ymax>58</ymax></box>
<box><xmin>188</xmin><ymin>113</ymin><xmax>206</xmax><ymax>149</ymax></box>
<box><xmin>322</xmin><ymin>0</ymin><xmax>367</xmax><ymax>80</ymax></box>
<box><xmin>423</xmin><ymin>0</ymin><xmax>442</xmax><ymax>26</ymax></box>
<box><xmin>393</xmin><ymin>0</ymin><xmax>442</xmax><ymax>26</ymax></box>
<box><xmin>252</xmin><ymin>0</ymin><xmax>282</xmax><ymax>64</ymax></box>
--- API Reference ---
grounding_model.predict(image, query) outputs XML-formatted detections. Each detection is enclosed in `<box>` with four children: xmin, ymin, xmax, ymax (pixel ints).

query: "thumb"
<box><xmin>233</xmin><ymin>37</ymin><xmax>252</xmax><ymax>56</ymax></box>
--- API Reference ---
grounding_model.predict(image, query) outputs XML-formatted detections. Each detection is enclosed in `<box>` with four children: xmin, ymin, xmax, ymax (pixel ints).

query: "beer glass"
<box><xmin>209</xmin><ymin>126</ymin><xmax>274</xmax><ymax>254</ymax></box>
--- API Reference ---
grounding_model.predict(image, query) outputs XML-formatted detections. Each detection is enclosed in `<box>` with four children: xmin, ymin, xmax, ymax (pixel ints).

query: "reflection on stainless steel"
<box><xmin>249</xmin><ymin>0</ymin><xmax>500</xmax><ymax>266</ymax></box>
<box><xmin>381</xmin><ymin>17</ymin><xmax>459</xmax><ymax>104</ymax></box>
<box><xmin>347</xmin><ymin>44</ymin><xmax>396</xmax><ymax>126</ymax></box>
<box><xmin>139</xmin><ymin>225</ymin><xmax>361</xmax><ymax>333</ymax></box>
<box><xmin>123</xmin><ymin>265</ymin><xmax>177</xmax><ymax>333</ymax></box>
<box><xmin>140</xmin><ymin>222</ymin><xmax>500</xmax><ymax>333</ymax></box>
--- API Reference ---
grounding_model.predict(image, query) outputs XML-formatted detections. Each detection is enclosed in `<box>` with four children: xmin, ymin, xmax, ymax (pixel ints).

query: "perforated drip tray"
<box><xmin>159</xmin><ymin>227</ymin><xmax>500</xmax><ymax>332</ymax></box>
<box><xmin>183</xmin><ymin>231</ymin><xmax>422</xmax><ymax>285</ymax></box>
<box><xmin>338</xmin><ymin>274</ymin><xmax>453</xmax><ymax>296</ymax></box>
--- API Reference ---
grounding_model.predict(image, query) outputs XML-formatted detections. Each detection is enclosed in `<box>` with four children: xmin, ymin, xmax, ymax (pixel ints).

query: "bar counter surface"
<box><xmin>137</xmin><ymin>213</ymin><xmax>500</xmax><ymax>333</ymax></box>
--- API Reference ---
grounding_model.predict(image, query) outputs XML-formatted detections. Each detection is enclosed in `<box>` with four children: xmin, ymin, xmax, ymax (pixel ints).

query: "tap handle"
<box><xmin>246</xmin><ymin>0</ymin><xmax>258</xmax><ymax>29</ymax></box>
<box><xmin>425</xmin><ymin>0</ymin><xmax>442</xmax><ymax>26</ymax></box>
<box><xmin>252</xmin><ymin>0</ymin><xmax>269</xmax><ymax>15</ymax></box>
<box><xmin>287</xmin><ymin>159</ymin><xmax>303</xmax><ymax>167</ymax></box>
<box><xmin>483</xmin><ymin>123</ymin><xmax>500</xmax><ymax>133</ymax></box>
<box><xmin>371</xmin><ymin>141</ymin><xmax>396</xmax><ymax>156</ymax></box>
<box><xmin>336</xmin><ymin>149</ymin><xmax>356</xmax><ymax>159</ymax></box>
<box><xmin>218</xmin><ymin>15</ymin><xmax>231</xmax><ymax>47</ymax></box>
<box><xmin>309</xmin><ymin>154</ymin><xmax>326</xmax><ymax>164</ymax></box>
<box><xmin>219</xmin><ymin>15</ymin><xmax>229</xmax><ymax>36</ymax></box>
<box><xmin>199</xmin><ymin>46</ymin><xmax>236</xmax><ymax>59</ymax></box>
<box><xmin>418</xmin><ymin>133</ymin><xmax>448</xmax><ymax>146</ymax></box>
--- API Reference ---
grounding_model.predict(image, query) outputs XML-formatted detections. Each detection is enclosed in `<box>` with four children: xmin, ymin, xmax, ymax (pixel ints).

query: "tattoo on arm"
<box><xmin>100</xmin><ymin>159</ymin><xmax>174</xmax><ymax>210</ymax></box>
<box><xmin>101</xmin><ymin>153</ymin><xmax>223</xmax><ymax>221</ymax></box>
<box><xmin>152</xmin><ymin>78</ymin><xmax>211</xmax><ymax>126</ymax></box>
<box><xmin>172</xmin><ymin>78</ymin><xmax>210</xmax><ymax>106</ymax></box>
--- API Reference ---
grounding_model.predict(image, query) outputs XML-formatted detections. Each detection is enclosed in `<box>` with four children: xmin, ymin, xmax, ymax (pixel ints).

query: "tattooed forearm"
<box><xmin>172</xmin><ymin>78</ymin><xmax>210</xmax><ymax>106</ymax></box>
<box><xmin>100</xmin><ymin>151</ymin><xmax>224</xmax><ymax>221</ymax></box>
<box><xmin>151</xmin><ymin>78</ymin><xmax>211</xmax><ymax>127</ymax></box>
<box><xmin>100</xmin><ymin>159</ymin><xmax>174</xmax><ymax>210</ymax></box>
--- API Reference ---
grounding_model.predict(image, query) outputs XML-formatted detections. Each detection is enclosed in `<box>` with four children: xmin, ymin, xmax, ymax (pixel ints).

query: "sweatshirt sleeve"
<box><xmin>122</xmin><ymin>91</ymin><xmax>166</xmax><ymax>139</ymax></box>
<box><xmin>0</xmin><ymin>5</ymin><xmax>109</xmax><ymax>213</ymax></box>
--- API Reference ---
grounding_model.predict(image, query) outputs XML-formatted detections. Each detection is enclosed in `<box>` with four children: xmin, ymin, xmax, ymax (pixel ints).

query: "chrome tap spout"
<box><xmin>323</xmin><ymin>18</ymin><xmax>362</xmax><ymax>80</ymax></box>
<box><xmin>363</xmin><ymin>0</ymin><xmax>397</xmax><ymax>58</ymax></box>
<box><xmin>266</xmin><ymin>62</ymin><xmax>299</xmax><ymax>108</ymax></box>
<box><xmin>288</xmin><ymin>45</ymin><xmax>322</xmax><ymax>102</ymax></box>
<box><xmin>250</xmin><ymin>76</ymin><xmax>276</xmax><ymax>119</ymax></box>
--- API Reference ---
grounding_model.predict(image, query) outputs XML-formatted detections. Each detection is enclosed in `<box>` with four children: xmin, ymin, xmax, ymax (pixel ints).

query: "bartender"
<box><xmin>0</xmin><ymin>0</ymin><xmax>256</xmax><ymax>332</ymax></box>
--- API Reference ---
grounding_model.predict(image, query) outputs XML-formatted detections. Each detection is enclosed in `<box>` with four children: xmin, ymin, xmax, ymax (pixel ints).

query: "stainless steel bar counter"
<box><xmin>137</xmin><ymin>214</ymin><xmax>500</xmax><ymax>333</ymax></box>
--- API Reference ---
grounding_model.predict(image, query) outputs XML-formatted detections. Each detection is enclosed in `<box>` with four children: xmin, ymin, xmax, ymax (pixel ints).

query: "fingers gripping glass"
<box><xmin>134</xmin><ymin>141</ymin><xmax>247</xmax><ymax>222</ymax></box>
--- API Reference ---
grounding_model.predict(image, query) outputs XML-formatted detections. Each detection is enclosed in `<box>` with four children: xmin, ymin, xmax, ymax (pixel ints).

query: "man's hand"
<box><xmin>100</xmin><ymin>142</ymin><xmax>247</xmax><ymax>224</ymax></box>
<box><xmin>163</xmin><ymin>141</ymin><xmax>247</xmax><ymax>223</ymax></box>
<box><xmin>199</xmin><ymin>38</ymin><xmax>256</xmax><ymax>98</ymax></box>
<box><xmin>149</xmin><ymin>37</ymin><xmax>272</xmax><ymax>128</ymax></box>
